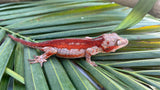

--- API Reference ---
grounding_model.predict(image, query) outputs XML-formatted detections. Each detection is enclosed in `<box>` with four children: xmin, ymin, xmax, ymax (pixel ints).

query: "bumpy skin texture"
<box><xmin>8</xmin><ymin>33</ymin><xmax>128</xmax><ymax>67</ymax></box>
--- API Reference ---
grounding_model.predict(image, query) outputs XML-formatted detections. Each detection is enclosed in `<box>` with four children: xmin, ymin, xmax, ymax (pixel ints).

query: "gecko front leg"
<box><xmin>29</xmin><ymin>47</ymin><xmax>57</xmax><ymax>67</ymax></box>
<box><xmin>85</xmin><ymin>46</ymin><xmax>103</xmax><ymax>66</ymax></box>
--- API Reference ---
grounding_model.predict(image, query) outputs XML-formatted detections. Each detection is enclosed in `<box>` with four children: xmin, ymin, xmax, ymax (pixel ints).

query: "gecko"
<box><xmin>8</xmin><ymin>33</ymin><xmax>128</xmax><ymax>67</ymax></box>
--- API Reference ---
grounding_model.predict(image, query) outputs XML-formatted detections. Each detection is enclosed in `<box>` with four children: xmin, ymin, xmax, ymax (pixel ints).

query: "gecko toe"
<box><xmin>28</xmin><ymin>59</ymin><xmax>35</xmax><ymax>61</ymax></box>
<box><xmin>93</xmin><ymin>63</ymin><xmax>97</xmax><ymax>67</ymax></box>
<box><xmin>90</xmin><ymin>61</ymin><xmax>97</xmax><ymax>67</ymax></box>
<box><xmin>28</xmin><ymin>56</ymin><xmax>47</xmax><ymax>67</ymax></box>
<box><xmin>30</xmin><ymin>61</ymin><xmax>38</xmax><ymax>64</ymax></box>
<box><xmin>40</xmin><ymin>62</ymin><xmax>43</xmax><ymax>67</ymax></box>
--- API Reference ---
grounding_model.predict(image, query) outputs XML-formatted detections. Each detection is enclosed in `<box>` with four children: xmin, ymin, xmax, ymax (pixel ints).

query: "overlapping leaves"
<box><xmin>0</xmin><ymin>0</ymin><xmax>160</xmax><ymax>89</ymax></box>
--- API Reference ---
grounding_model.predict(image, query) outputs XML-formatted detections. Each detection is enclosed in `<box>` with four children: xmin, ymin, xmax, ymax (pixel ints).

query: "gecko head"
<box><xmin>101</xmin><ymin>33</ymin><xmax>128</xmax><ymax>52</ymax></box>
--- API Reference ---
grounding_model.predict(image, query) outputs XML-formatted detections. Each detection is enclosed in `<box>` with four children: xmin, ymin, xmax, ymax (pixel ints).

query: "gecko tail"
<box><xmin>8</xmin><ymin>34</ymin><xmax>38</xmax><ymax>48</ymax></box>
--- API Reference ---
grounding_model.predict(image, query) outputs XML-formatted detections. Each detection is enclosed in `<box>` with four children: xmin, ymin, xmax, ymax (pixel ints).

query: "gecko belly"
<box><xmin>56</xmin><ymin>48</ymin><xmax>86</xmax><ymax>58</ymax></box>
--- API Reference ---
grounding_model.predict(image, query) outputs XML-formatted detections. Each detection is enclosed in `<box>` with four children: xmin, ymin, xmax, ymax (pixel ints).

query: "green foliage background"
<box><xmin>0</xmin><ymin>0</ymin><xmax>160</xmax><ymax>90</ymax></box>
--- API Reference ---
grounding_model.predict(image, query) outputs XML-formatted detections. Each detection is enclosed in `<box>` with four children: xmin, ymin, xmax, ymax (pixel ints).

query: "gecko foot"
<box><xmin>88</xmin><ymin>61</ymin><xmax>97</xmax><ymax>67</ymax></box>
<box><xmin>28</xmin><ymin>55</ymin><xmax>47</xmax><ymax>67</ymax></box>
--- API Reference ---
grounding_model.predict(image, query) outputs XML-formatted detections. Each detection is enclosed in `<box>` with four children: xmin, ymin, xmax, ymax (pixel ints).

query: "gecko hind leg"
<box><xmin>29</xmin><ymin>47</ymin><xmax>57</xmax><ymax>67</ymax></box>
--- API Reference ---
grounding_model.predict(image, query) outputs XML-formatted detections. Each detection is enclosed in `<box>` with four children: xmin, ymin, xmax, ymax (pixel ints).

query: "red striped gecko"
<box><xmin>8</xmin><ymin>33</ymin><xmax>128</xmax><ymax>67</ymax></box>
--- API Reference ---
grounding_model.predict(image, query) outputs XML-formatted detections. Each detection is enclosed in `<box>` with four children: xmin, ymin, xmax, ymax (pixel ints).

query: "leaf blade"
<box><xmin>114</xmin><ymin>0</ymin><xmax>157</xmax><ymax>31</ymax></box>
<box><xmin>24</xmin><ymin>47</ymin><xmax>49</xmax><ymax>90</ymax></box>
<box><xmin>0</xmin><ymin>37</ymin><xmax>15</xmax><ymax>80</ymax></box>
<box><xmin>78</xmin><ymin>60</ymin><xmax>125</xmax><ymax>90</ymax></box>
<box><xmin>101</xmin><ymin>65</ymin><xmax>150</xmax><ymax>90</ymax></box>
<box><xmin>43</xmin><ymin>57</ymin><xmax>75</xmax><ymax>90</ymax></box>
<box><xmin>62</xmin><ymin>60</ymin><xmax>96</xmax><ymax>90</ymax></box>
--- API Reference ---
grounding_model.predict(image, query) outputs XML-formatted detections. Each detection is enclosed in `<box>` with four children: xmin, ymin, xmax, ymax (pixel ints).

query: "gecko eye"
<box><xmin>117</xmin><ymin>39</ymin><xmax>122</xmax><ymax>46</ymax></box>
<box><xmin>116</xmin><ymin>39</ymin><xmax>128</xmax><ymax>46</ymax></box>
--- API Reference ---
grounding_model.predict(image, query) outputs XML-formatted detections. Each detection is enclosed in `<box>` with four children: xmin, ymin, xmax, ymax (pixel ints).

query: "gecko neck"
<box><xmin>92</xmin><ymin>36</ymin><xmax>104</xmax><ymax>47</ymax></box>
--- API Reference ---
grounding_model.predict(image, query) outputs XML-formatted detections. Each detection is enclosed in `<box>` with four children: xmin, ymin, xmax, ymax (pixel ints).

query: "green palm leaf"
<box><xmin>0</xmin><ymin>0</ymin><xmax>160</xmax><ymax>89</ymax></box>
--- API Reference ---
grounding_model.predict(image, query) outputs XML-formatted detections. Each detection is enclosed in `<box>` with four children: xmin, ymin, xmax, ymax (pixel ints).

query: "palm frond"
<box><xmin>0</xmin><ymin>0</ymin><xmax>160</xmax><ymax>89</ymax></box>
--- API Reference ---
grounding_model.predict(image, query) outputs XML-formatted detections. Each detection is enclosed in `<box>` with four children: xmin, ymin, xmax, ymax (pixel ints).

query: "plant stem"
<box><xmin>0</xmin><ymin>26</ymin><xmax>37</xmax><ymax>42</ymax></box>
